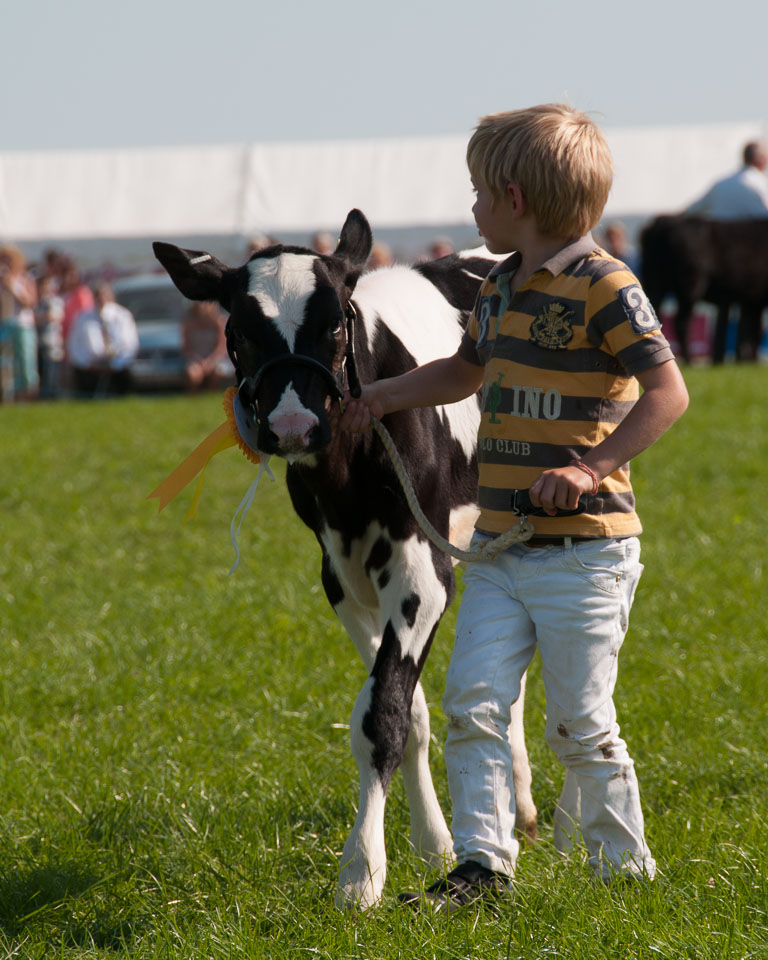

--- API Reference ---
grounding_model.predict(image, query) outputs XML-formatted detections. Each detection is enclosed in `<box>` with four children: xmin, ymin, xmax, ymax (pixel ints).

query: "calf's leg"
<box><xmin>337</xmin><ymin>636</ymin><xmax>433</xmax><ymax>909</ymax></box>
<box><xmin>335</xmin><ymin>537</ymin><xmax>453</xmax><ymax>907</ymax></box>
<box><xmin>401</xmin><ymin>681</ymin><xmax>454</xmax><ymax>867</ymax></box>
<box><xmin>337</xmin><ymin>674</ymin><xmax>390</xmax><ymax>909</ymax></box>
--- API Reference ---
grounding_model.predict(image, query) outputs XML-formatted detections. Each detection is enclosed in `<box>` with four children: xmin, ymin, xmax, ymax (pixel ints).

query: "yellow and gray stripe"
<box><xmin>460</xmin><ymin>236</ymin><xmax>674</xmax><ymax>537</ymax></box>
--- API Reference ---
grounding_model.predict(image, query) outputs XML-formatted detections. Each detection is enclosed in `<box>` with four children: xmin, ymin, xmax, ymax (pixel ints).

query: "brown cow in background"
<box><xmin>640</xmin><ymin>215</ymin><xmax>768</xmax><ymax>363</ymax></box>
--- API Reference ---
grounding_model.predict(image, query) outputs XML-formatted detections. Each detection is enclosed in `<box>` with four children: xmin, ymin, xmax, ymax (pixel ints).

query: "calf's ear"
<box><xmin>153</xmin><ymin>242</ymin><xmax>229</xmax><ymax>304</ymax></box>
<box><xmin>335</xmin><ymin>209</ymin><xmax>373</xmax><ymax>284</ymax></box>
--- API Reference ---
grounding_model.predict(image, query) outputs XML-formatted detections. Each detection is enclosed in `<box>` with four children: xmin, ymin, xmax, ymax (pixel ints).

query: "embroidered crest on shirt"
<box><xmin>529</xmin><ymin>302</ymin><xmax>574</xmax><ymax>350</ymax></box>
<box><xmin>618</xmin><ymin>284</ymin><xmax>661</xmax><ymax>334</ymax></box>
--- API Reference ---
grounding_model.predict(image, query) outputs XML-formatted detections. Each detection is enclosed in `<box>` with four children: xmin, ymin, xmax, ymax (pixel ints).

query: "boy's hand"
<box><xmin>338</xmin><ymin>384</ymin><xmax>385</xmax><ymax>434</ymax></box>
<box><xmin>530</xmin><ymin>465</ymin><xmax>595</xmax><ymax>516</ymax></box>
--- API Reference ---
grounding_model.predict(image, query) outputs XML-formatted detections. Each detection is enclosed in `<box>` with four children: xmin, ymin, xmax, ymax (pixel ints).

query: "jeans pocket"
<box><xmin>565</xmin><ymin>539</ymin><xmax>630</xmax><ymax>595</ymax></box>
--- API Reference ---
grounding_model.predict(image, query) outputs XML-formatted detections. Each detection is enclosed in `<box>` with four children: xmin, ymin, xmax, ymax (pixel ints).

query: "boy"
<box><xmin>341</xmin><ymin>104</ymin><xmax>689</xmax><ymax>910</ymax></box>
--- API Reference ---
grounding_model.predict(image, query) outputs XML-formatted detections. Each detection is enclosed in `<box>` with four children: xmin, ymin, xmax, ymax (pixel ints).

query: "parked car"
<box><xmin>112</xmin><ymin>273</ymin><xmax>232</xmax><ymax>391</ymax></box>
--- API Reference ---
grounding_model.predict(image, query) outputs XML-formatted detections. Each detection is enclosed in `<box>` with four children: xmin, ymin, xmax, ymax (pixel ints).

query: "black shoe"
<box><xmin>397</xmin><ymin>860</ymin><xmax>512</xmax><ymax>913</ymax></box>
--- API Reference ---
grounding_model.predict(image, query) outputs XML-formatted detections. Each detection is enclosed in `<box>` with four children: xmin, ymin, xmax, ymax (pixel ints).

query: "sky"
<box><xmin>2</xmin><ymin>0</ymin><xmax>767</xmax><ymax>153</ymax></box>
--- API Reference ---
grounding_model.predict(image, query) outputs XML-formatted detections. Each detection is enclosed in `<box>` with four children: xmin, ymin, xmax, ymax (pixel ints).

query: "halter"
<box><xmin>229</xmin><ymin>299</ymin><xmax>361</xmax><ymax>454</ymax></box>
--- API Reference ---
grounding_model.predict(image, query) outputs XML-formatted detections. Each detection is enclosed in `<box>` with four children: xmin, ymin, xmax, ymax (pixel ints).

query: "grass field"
<box><xmin>0</xmin><ymin>365</ymin><xmax>766</xmax><ymax>959</ymax></box>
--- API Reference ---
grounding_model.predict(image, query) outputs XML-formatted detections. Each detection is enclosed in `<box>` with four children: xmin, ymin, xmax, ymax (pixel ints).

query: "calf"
<box><xmin>153</xmin><ymin>210</ymin><xmax>536</xmax><ymax>909</ymax></box>
<box><xmin>640</xmin><ymin>214</ymin><xmax>768</xmax><ymax>362</ymax></box>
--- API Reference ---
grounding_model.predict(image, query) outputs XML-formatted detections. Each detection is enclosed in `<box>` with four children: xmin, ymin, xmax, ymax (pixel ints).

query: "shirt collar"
<box><xmin>488</xmin><ymin>233</ymin><xmax>597</xmax><ymax>280</ymax></box>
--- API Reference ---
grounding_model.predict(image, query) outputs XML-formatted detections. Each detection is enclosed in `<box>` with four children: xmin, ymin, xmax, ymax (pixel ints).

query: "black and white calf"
<box><xmin>154</xmin><ymin>210</ymin><xmax>536</xmax><ymax>908</ymax></box>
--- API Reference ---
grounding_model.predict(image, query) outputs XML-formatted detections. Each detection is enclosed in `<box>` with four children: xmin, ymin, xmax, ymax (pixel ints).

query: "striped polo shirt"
<box><xmin>458</xmin><ymin>234</ymin><xmax>675</xmax><ymax>538</ymax></box>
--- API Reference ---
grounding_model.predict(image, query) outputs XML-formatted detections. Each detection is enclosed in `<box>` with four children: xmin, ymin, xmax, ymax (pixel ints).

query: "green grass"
<box><xmin>0</xmin><ymin>366</ymin><xmax>766</xmax><ymax>958</ymax></box>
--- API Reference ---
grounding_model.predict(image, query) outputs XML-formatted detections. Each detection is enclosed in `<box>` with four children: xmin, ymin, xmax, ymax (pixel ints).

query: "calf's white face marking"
<box><xmin>246</xmin><ymin>253</ymin><xmax>321</xmax><ymax>459</ymax></box>
<box><xmin>246</xmin><ymin>253</ymin><xmax>318</xmax><ymax>352</ymax></box>
<box><xmin>268</xmin><ymin>382</ymin><xmax>320</xmax><ymax>459</ymax></box>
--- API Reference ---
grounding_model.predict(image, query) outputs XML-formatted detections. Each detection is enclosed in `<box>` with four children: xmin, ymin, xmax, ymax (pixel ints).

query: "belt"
<box><xmin>523</xmin><ymin>536</ymin><xmax>599</xmax><ymax>548</ymax></box>
<box><xmin>522</xmin><ymin>535</ymin><xmax>629</xmax><ymax>548</ymax></box>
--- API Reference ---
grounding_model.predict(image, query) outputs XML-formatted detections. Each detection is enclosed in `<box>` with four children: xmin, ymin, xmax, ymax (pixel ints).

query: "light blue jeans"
<box><xmin>444</xmin><ymin>535</ymin><xmax>656</xmax><ymax>880</ymax></box>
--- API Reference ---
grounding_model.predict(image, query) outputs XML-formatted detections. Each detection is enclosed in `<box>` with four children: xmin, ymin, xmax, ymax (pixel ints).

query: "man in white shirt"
<box><xmin>682</xmin><ymin>141</ymin><xmax>768</xmax><ymax>364</ymax></box>
<box><xmin>686</xmin><ymin>141</ymin><xmax>768</xmax><ymax>220</ymax></box>
<box><xmin>68</xmin><ymin>282</ymin><xmax>138</xmax><ymax>396</ymax></box>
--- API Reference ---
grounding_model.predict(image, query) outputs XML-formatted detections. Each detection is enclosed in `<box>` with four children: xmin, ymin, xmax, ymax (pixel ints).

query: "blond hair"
<box><xmin>0</xmin><ymin>244</ymin><xmax>27</xmax><ymax>274</ymax></box>
<box><xmin>467</xmin><ymin>104</ymin><xmax>613</xmax><ymax>238</ymax></box>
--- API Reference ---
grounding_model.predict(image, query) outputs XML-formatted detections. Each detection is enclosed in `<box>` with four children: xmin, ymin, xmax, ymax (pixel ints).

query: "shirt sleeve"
<box><xmin>586</xmin><ymin>265</ymin><xmax>675</xmax><ymax>375</ymax></box>
<box><xmin>458</xmin><ymin>328</ymin><xmax>482</xmax><ymax>365</ymax></box>
<box><xmin>457</xmin><ymin>283</ymin><xmax>490</xmax><ymax>366</ymax></box>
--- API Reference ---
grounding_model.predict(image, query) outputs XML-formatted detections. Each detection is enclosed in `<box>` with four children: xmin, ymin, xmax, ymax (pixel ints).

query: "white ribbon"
<box><xmin>228</xmin><ymin>456</ymin><xmax>274</xmax><ymax>575</ymax></box>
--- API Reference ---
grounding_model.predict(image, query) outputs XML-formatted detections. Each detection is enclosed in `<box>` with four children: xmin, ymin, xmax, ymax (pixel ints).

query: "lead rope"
<box><xmin>342</xmin><ymin>300</ymin><xmax>533</xmax><ymax>562</ymax></box>
<box><xmin>368</xmin><ymin>416</ymin><xmax>535</xmax><ymax>563</ymax></box>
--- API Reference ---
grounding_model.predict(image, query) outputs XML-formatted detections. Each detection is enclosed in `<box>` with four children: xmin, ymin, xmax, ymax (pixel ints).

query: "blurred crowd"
<box><xmin>0</xmin><ymin>245</ymin><xmax>139</xmax><ymax>403</ymax></box>
<box><xmin>0</xmin><ymin>232</ymin><xmax>460</xmax><ymax>405</ymax></box>
<box><xmin>3</xmin><ymin>138</ymin><xmax>767</xmax><ymax>404</ymax></box>
<box><xmin>3</xmin><ymin>139</ymin><xmax>767</xmax><ymax>406</ymax></box>
<box><xmin>246</xmin><ymin>228</ymin><xmax>457</xmax><ymax>267</ymax></box>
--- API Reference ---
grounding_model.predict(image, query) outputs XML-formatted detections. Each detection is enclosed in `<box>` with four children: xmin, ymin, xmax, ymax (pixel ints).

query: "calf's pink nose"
<box><xmin>268</xmin><ymin>412</ymin><xmax>318</xmax><ymax>445</ymax></box>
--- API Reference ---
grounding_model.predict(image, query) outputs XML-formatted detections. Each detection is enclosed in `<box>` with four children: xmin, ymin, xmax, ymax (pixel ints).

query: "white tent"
<box><xmin>1</xmin><ymin>121</ymin><xmax>765</xmax><ymax>242</ymax></box>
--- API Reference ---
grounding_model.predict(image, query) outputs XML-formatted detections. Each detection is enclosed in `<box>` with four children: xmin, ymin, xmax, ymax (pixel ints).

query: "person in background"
<box><xmin>34</xmin><ymin>275</ymin><xmax>66</xmax><ymax>399</ymax></box>
<box><xmin>310</xmin><ymin>231</ymin><xmax>336</xmax><ymax>256</ymax></box>
<box><xmin>684</xmin><ymin>141</ymin><xmax>768</xmax><ymax>362</ymax></box>
<box><xmin>181</xmin><ymin>301</ymin><xmax>227</xmax><ymax>392</ymax></box>
<box><xmin>0</xmin><ymin>245</ymin><xmax>39</xmax><ymax>402</ymax></box>
<box><xmin>428</xmin><ymin>236</ymin><xmax>455</xmax><ymax>259</ymax></box>
<box><xmin>600</xmin><ymin>220</ymin><xmax>640</xmax><ymax>274</ymax></box>
<box><xmin>245</xmin><ymin>232</ymin><xmax>275</xmax><ymax>259</ymax></box>
<box><xmin>367</xmin><ymin>243</ymin><xmax>394</xmax><ymax>270</ymax></box>
<box><xmin>38</xmin><ymin>247</ymin><xmax>69</xmax><ymax>291</ymax></box>
<box><xmin>60</xmin><ymin>260</ymin><xmax>95</xmax><ymax>349</ymax></box>
<box><xmin>67</xmin><ymin>282</ymin><xmax>138</xmax><ymax>397</ymax></box>
<box><xmin>686</xmin><ymin>141</ymin><xmax>768</xmax><ymax>219</ymax></box>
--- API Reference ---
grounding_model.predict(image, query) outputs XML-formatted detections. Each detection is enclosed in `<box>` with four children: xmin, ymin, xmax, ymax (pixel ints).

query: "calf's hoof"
<box><xmin>336</xmin><ymin>861</ymin><xmax>386</xmax><ymax>911</ymax></box>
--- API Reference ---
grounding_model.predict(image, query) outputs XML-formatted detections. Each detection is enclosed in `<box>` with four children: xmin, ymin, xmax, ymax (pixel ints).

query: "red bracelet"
<box><xmin>569</xmin><ymin>459</ymin><xmax>600</xmax><ymax>495</ymax></box>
